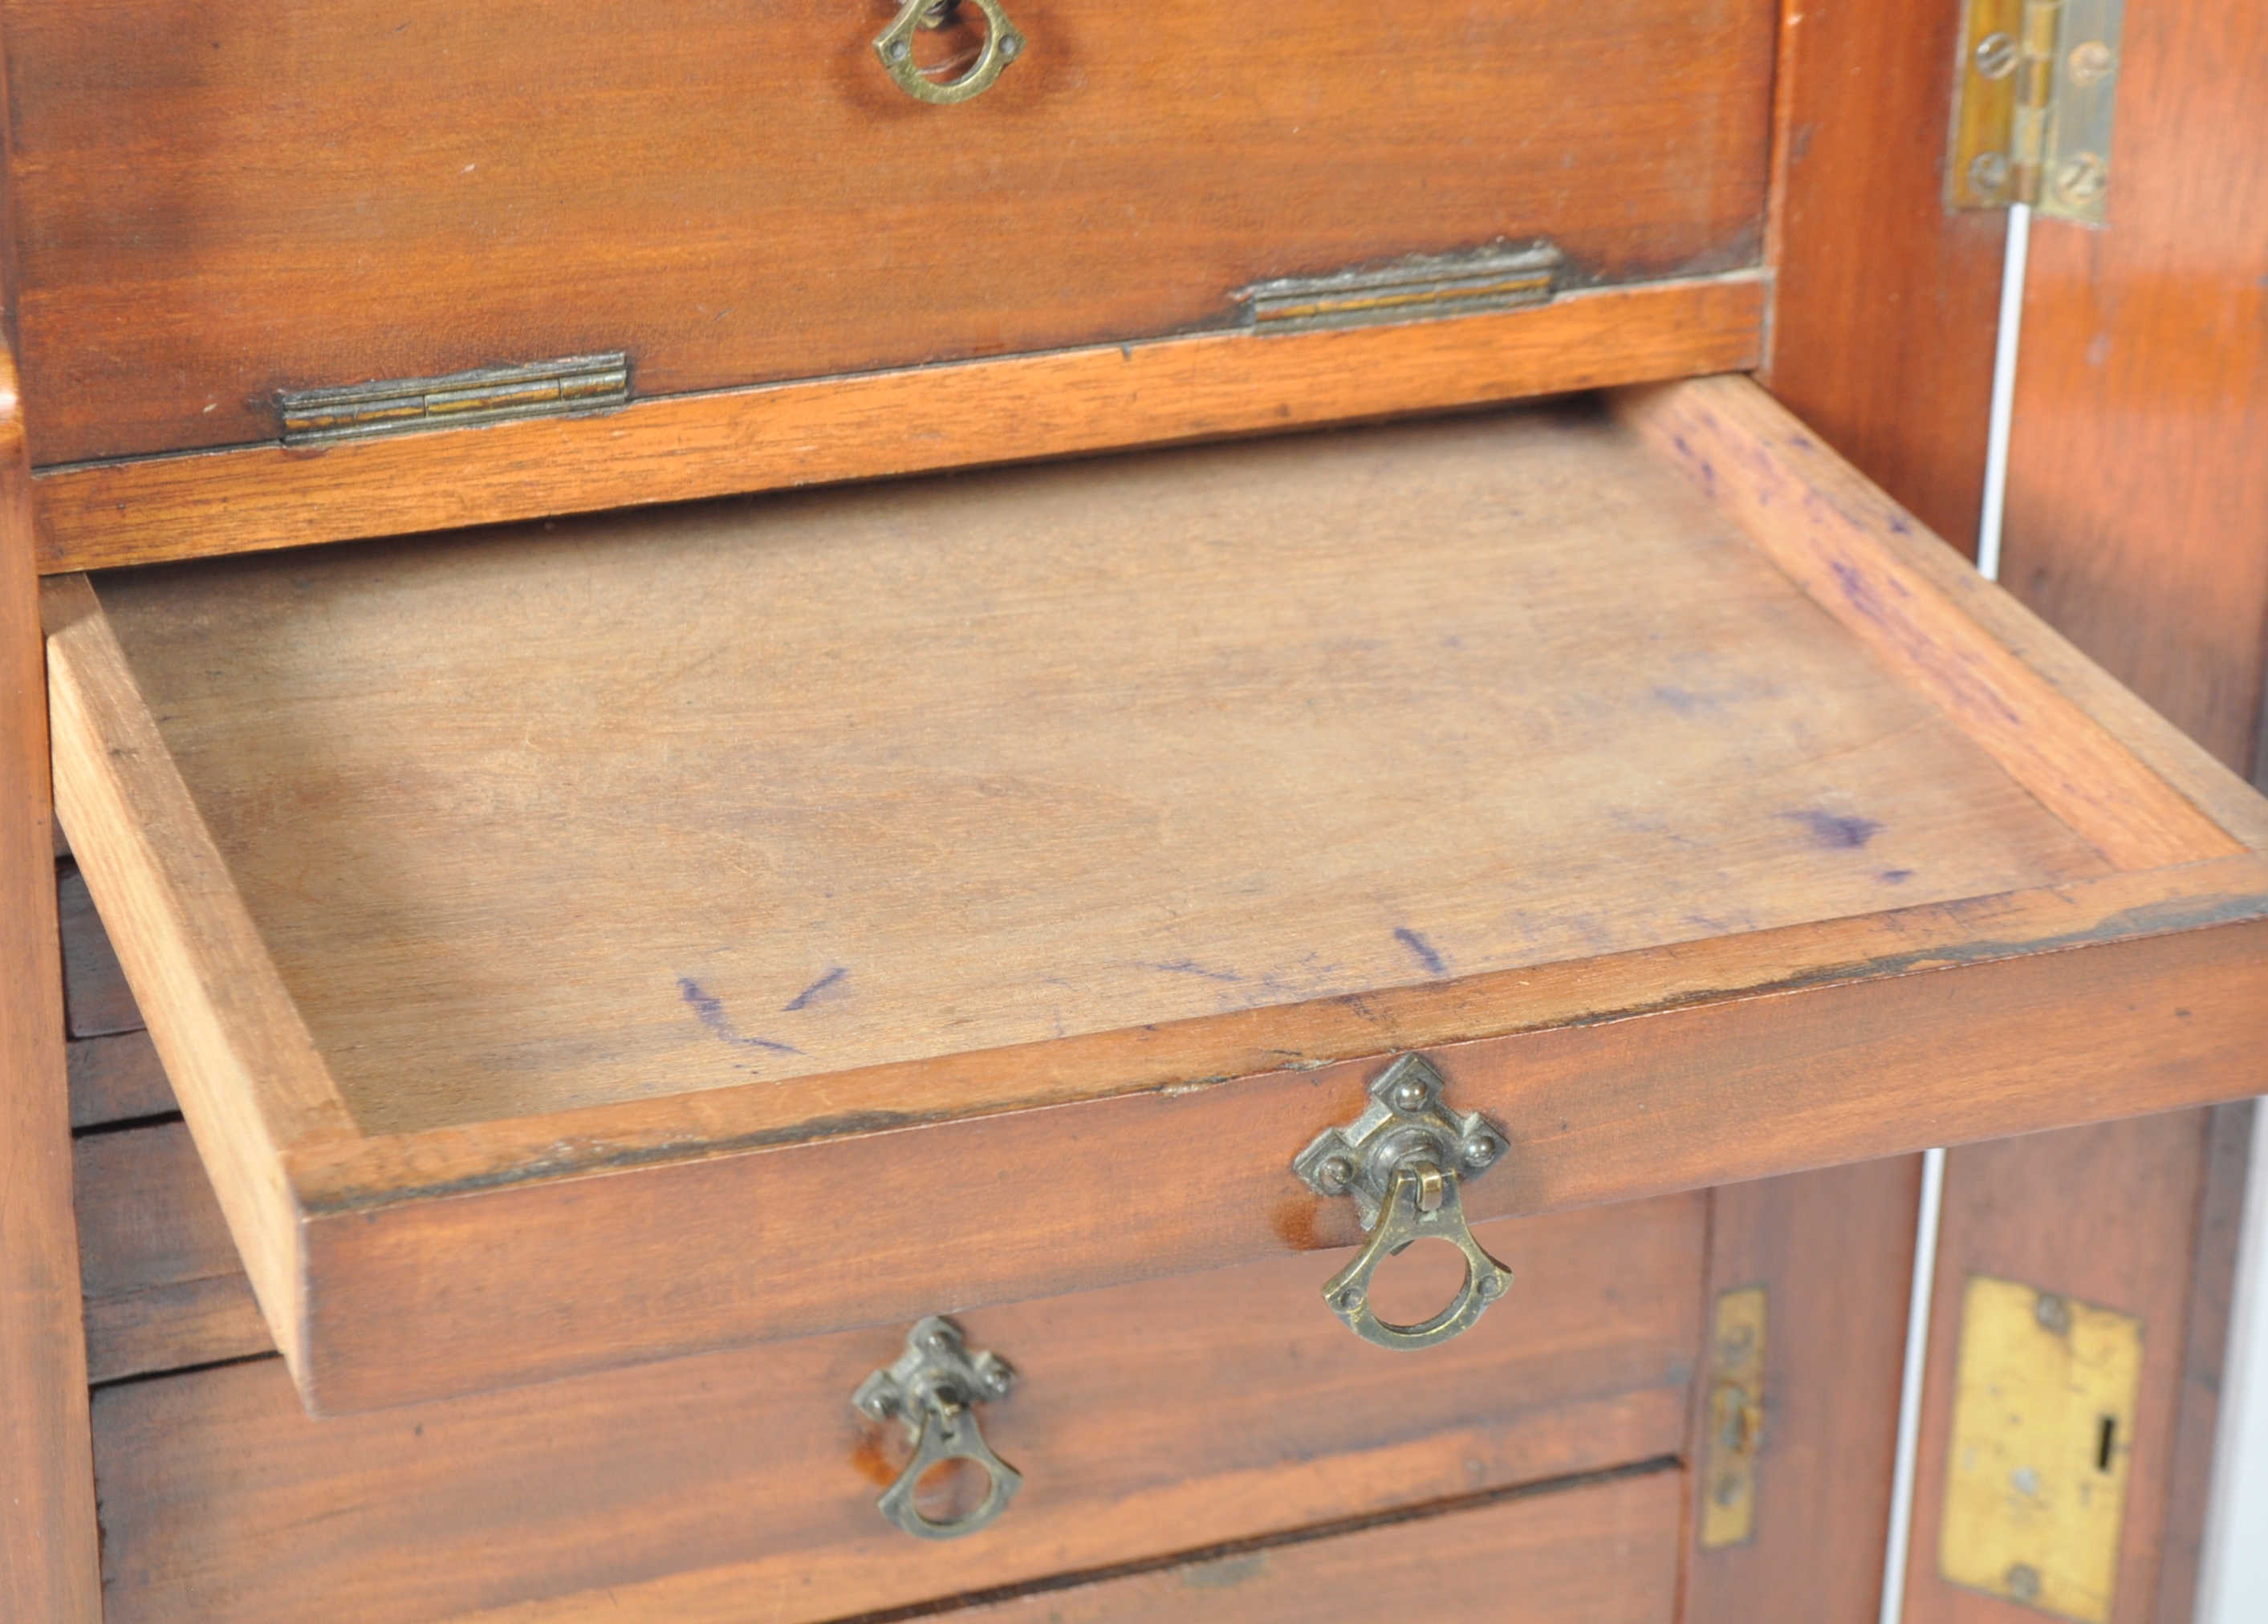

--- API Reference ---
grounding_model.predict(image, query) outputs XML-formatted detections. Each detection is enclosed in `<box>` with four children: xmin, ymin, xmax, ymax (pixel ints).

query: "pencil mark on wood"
<box><xmin>1394</xmin><ymin>928</ymin><xmax>1447</xmax><ymax>975</ymax></box>
<box><xmin>782</xmin><ymin>968</ymin><xmax>848</xmax><ymax>1012</ymax></box>
<box><xmin>677</xmin><ymin>977</ymin><xmax>803</xmax><ymax>1055</ymax></box>
<box><xmin>1140</xmin><ymin>959</ymin><xmax>1244</xmax><ymax>984</ymax></box>
<box><xmin>1786</xmin><ymin>809</ymin><xmax>1883</xmax><ymax>849</ymax></box>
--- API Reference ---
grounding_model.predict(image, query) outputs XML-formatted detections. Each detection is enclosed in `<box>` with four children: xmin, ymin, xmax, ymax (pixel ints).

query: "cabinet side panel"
<box><xmin>0</xmin><ymin>372</ymin><xmax>101</xmax><ymax>1614</ymax></box>
<box><xmin>1761</xmin><ymin>0</ymin><xmax>2007</xmax><ymax>554</ymax></box>
<box><xmin>1682</xmin><ymin>1158</ymin><xmax>1921</xmax><ymax>1623</ymax></box>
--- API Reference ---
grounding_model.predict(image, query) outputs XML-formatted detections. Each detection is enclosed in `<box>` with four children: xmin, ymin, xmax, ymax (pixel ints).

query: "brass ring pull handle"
<box><xmin>1321</xmin><ymin>1161</ymin><xmax>1512</xmax><ymax>1350</ymax></box>
<box><xmin>874</xmin><ymin>0</ymin><xmax>1026</xmax><ymax>105</ymax></box>
<box><xmin>855</xmin><ymin>1317</ymin><xmax>1023</xmax><ymax>1541</ymax></box>
<box><xmin>1294</xmin><ymin>1055</ymin><xmax>1516</xmax><ymax>1351</ymax></box>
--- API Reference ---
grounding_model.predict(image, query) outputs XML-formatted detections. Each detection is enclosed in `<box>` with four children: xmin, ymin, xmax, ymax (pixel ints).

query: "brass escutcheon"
<box><xmin>1294</xmin><ymin>1054</ymin><xmax>1514</xmax><ymax>1351</ymax></box>
<box><xmin>874</xmin><ymin>0</ymin><xmax>1026</xmax><ymax>105</ymax></box>
<box><xmin>854</xmin><ymin>1317</ymin><xmax>1023</xmax><ymax>1541</ymax></box>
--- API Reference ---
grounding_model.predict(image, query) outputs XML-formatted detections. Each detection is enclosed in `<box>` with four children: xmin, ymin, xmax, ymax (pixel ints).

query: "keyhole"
<box><xmin>2096</xmin><ymin>1415</ymin><xmax>2117</xmax><ymax>1473</ymax></box>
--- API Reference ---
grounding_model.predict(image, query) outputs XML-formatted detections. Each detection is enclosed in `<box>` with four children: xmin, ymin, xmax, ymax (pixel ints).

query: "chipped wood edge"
<box><xmin>1613</xmin><ymin>375</ymin><xmax>2254</xmax><ymax>870</ymax></box>
<box><xmin>41</xmin><ymin>571</ymin><xmax>358</xmax><ymax>1385</ymax></box>
<box><xmin>30</xmin><ymin>273</ymin><xmax>1766</xmax><ymax>574</ymax></box>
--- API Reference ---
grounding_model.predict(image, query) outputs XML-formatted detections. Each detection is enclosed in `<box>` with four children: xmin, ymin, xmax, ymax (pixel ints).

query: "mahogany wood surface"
<box><xmin>1899</xmin><ymin>1111</ymin><xmax>2226</xmax><ymax>1624</ymax></box>
<box><xmin>1758</xmin><ymin>0</ymin><xmax>2008</xmax><ymax>555</ymax></box>
<box><xmin>88</xmin><ymin>1193</ymin><xmax>1701</xmax><ymax>1623</ymax></box>
<box><xmin>56</xmin><ymin>859</ymin><xmax>138</xmax><ymax>1037</ymax></box>
<box><xmin>258</xmin><ymin>867</ymin><xmax>2268</xmax><ymax>1412</ymax></box>
<box><xmin>5</xmin><ymin>0</ymin><xmax>1774</xmax><ymax>469</ymax></box>
<box><xmin>43</xmin><ymin>380</ymin><xmax>2268</xmax><ymax>1411</ymax></box>
<box><xmin>75</xmin><ymin>1123</ymin><xmax>266</xmax><ymax>1385</ymax></box>
<box><xmin>1917</xmin><ymin>7</ymin><xmax>2268</xmax><ymax>1600</ymax></box>
<box><xmin>0</xmin><ymin>351</ymin><xmax>102</xmax><ymax>1611</ymax></box>
<box><xmin>67</xmin><ymin>1029</ymin><xmax>174</xmax><ymax>1129</ymax></box>
<box><xmin>2149</xmin><ymin>1102</ymin><xmax>2254</xmax><ymax>1624</ymax></box>
<box><xmin>1616</xmin><ymin>377</ymin><xmax>2240</xmax><ymax>871</ymax></box>
<box><xmin>936</xmin><ymin>1468</ymin><xmax>1681</xmax><ymax>1624</ymax></box>
<box><xmin>29</xmin><ymin>273</ymin><xmax>1764</xmax><ymax>574</ymax></box>
<box><xmin>1683</xmin><ymin>1157</ymin><xmax>1921</xmax><ymax>1622</ymax></box>
<box><xmin>83</xmin><ymin>404</ymin><xmax>2113</xmax><ymax>1135</ymax></box>
<box><xmin>1998</xmin><ymin>0</ymin><xmax>2268</xmax><ymax>773</ymax></box>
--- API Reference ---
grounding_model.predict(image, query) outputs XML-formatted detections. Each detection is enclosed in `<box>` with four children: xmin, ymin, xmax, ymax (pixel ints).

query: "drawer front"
<box><xmin>878</xmin><ymin>1468</ymin><xmax>1682</xmax><ymax>1623</ymax></box>
<box><xmin>88</xmin><ymin>1163</ymin><xmax>1701</xmax><ymax>1623</ymax></box>
<box><xmin>8</xmin><ymin>0</ymin><xmax>1775</xmax><ymax>467</ymax></box>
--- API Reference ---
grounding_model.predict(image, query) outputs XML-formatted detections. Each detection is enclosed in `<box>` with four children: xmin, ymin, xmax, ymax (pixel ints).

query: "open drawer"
<box><xmin>44</xmin><ymin>375</ymin><xmax>2268</xmax><ymax>1415</ymax></box>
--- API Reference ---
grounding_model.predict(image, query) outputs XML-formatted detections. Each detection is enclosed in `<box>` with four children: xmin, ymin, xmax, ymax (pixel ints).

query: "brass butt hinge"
<box><xmin>1234</xmin><ymin>241</ymin><xmax>1563</xmax><ymax>335</ymax></box>
<box><xmin>278</xmin><ymin>353</ymin><xmax>630</xmax><ymax>447</ymax></box>
<box><xmin>1948</xmin><ymin>0</ymin><xmax>2124</xmax><ymax>224</ymax></box>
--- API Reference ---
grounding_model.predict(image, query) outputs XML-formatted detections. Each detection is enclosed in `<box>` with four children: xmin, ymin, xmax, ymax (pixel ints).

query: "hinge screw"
<box><xmin>1974</xmin><ymin>31</ymin><xmax>2019</xmax><ymax>79</ymax></box>
<box><xmin>1388</xmin><ymin>1077</ymin><xmax>1431</xmax><ymax>1112</ymax></box>
<box><xmin>1316</xmin><ymin>1155</ymin><xmax>1356</xmax><ymax>1192</ymax></box>
<box><xmin>1968</xmin><ymin>152</ymin><xmax>2012</xmax><ymax>197</ymax></box>
<box><xmin>2054</xmin><ymin>152</ymin><xmax>2109</xmax><ymax>205</ymax></box>
<box><xmin>2067</xmin><ymin>39</ymin><xmax>2116</xmax><ymax>86</ymax></box>
<box><xmin>1461</xmin><ymin>1132</ymin><xmax>1500</xmax><ymax>1169</ymax></box>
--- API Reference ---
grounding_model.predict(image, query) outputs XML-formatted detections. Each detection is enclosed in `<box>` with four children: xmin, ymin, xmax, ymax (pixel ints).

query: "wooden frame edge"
<box><xmin>30</xmin><ymin>273</ymin><xmax>1766</xmax><ymax>574</ymax></box>
<box><xmin>0</xmin><ymin>356</ymin><xmax>102</xmax><ymax>1618</ymax></box>
<box><xmin>1612</xmin><ymin>376</ymin><xmax>2258</xmax><ymax>866</ymax></box>
<box><xmin>40</xmin><ymin>570</ymin><xmax>359</xmax><ymax>1384</ymax></box>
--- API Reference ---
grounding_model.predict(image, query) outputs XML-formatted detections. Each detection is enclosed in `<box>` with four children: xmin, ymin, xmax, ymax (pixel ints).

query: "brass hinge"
<box><xmin>1697</xmin><ymin>1285</ymin><xmax>1766</xmax><ymax>1549</ymax></box>
<box><xmin>278</xmin><ymin>353</ymin><xmax>630</xmax><ymax>447</ymax></box>
<box><xmin>1234</xmin><ymin>241</ymin><xmax>1563</xmax><ymax>335</ymax></box>
<box><xmin>1948</xmin><ymin>0</ymin><xmax>2124</xmax><ymax>224</ymax></box>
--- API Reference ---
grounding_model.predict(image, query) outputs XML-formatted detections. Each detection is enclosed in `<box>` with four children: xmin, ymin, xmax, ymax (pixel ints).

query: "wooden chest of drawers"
<box><xmin>4</xmin><ymin>0</ymin><xmax>2263</xmax><ymax>1619</ymax></box>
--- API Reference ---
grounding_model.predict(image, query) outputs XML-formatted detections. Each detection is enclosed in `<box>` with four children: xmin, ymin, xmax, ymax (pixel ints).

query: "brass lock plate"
<box><xmin>1698</xmin><ymin>1285</ymin><xmax>1767</xmax><ymax>1549</ymax></box>
<box><xmin>1938</xmin><ymin>1275</ymin><xmax>2142</xmax><ymax>1621</ymax></box>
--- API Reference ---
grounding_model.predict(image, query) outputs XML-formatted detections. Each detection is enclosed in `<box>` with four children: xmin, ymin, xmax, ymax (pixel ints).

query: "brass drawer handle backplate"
<box><xmin>874</xmin><ymin>0</ymin><xmax>1026</xmax><ymax>104</ymax></box>
<box><xmin>1294</xmin><ymin>1055</ymin><xmax>1514</xmax><ymax>1350</ymax></box>
<box><xmin>855</xmin><ymin>1317</ymin><xmax>1023</xmax><ymax>1540</ymax></box>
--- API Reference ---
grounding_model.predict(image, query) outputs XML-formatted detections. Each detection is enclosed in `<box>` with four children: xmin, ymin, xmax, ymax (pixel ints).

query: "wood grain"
<box><xmin>56</xmin><ymin>859</ymin><xmax>139</xmax><ymax>1037</ymax></box>
<box><xmin>2150</xmin><ymin>1102</ymin><xmax>2255</xmax><ymax>1624</ymax></box>
<box><xmin>6</xmin><ymin>0</ymin><xmax>1774</xmax><ymax>468</ymax></box>
<box><xmin>75</xmin><ymin>1123</ymin><xmax>266</xmax><ymax>1384</ymax></box>
<box><xmin>67</xmin><ymin>1029</ymin><xmax>176</xmax><ymax>1129</ymax></box>
<box><xmin>87</xmin><ymin>404</ymin><xmax>2108</xmax><ymax>1137</ymax></box>
<box><xmin>1683</xmin><ymin>1157</ymin><xmax>1921</xmax><ymax>1622</ymax></box>
<box><xmin>1616</xmin><ymin>376</ymin><xmax>2248</xmax><ymax>870</ymax></box>
<box><xmin>30</xmin><ymin>273</ymin><xmax>1765</xmax><ymax>574</ymax></box>
<box><xmin>1758</xmin><ymin>0</ymin><xmax>2010</xmax><ymax>555</ymax></box>
<box><xmin>89</xmin><ymin>1195</ymin><xmax>1701</xmax><ymax>1624</ymax></box>
<box><xmin>932</xmin><ymin>1468</ymin><xmax>1681</xmax><ymax>1624</ymax></box>
<box><xmin>1900</xmin><ymin>1112</ymin><xmax>2223</xmax><ymax>1624</ymax></box>
<box><xmin>47</xmin><ymin>391</ymin><xmax>2268</xmax><ymax>1410</ymax></box>
<box><xmin>0</xmin><ymin>348</ymin><xmax>101</xmax><ymax>1612</ymax></box>
<box><xmin>43</xmin><ymin>570</ymin><xmax>359</xmax><ymax>1382</ymax></box>
<box><xmin>290</xmin><ymin>862</ymin><xmax>2268</xmax><ymax>1412</ymax></box>
<box><xmin>1998</xmin><ymin>0</ymin><xmax>2268</xmax><ymax>773</ymax></box>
